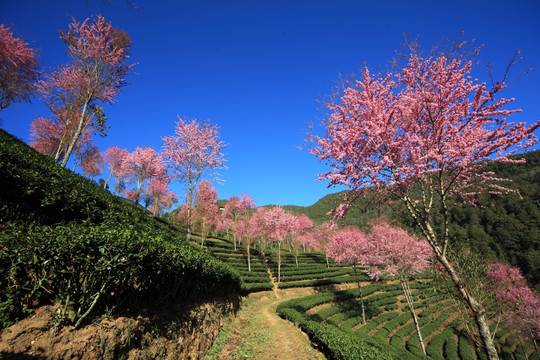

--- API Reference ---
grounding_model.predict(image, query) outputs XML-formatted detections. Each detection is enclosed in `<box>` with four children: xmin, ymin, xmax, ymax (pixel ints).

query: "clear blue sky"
<box><xmin>2</xmin><ymin>0</ymin><xmax>539</xmax><ymax>207</ymax></box>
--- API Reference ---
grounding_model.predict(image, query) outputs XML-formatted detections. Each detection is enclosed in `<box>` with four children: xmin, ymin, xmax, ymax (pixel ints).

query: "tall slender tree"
<box><xmin>364</xmin><ymin>221</ymin><xmax>434</xmax><ymax>355</ymax></box>
<box><xmin>37</xmin><ymin>15</ymin><xmax>134</xmax><ymax>167</ymax></box>
<box><xmin>310</xmin><ymin>45</ymin><xmax>540</xmax><ymax>359</ymax></box>
<box><xmin>194</xmin><ymin>179</ymin><xmax>219</xmax><ymax>246</ymax></box>
<box><xmin>162</xmin><ymin>116</ymin><xmax>226</xmax><ymax>240</ymax></box>
<box><xmin>102</xmin><ymin>145</ymin><xmax>128</xmax><ymax>193</ymax></box>
<box><xmin>327</xmin><ymin>226</ymin><xmax>369</xmax><ymax>325</ymax></box>
<box><xmin>122</xmin><ymin>147</ymin><xmax>165</xmax><ymax>205</ymax></box>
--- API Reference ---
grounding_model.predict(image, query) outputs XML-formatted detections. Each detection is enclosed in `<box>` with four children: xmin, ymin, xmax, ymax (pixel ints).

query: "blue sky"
<box><xmin>2</xmin><ymin>0</ymin><xmax>539</xmax><ymax>207</ymax></box>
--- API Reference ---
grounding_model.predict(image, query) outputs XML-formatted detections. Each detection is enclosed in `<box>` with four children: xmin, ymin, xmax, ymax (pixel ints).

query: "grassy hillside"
<box><xmin>280</xmin><ymin>151</ymin><xmax>540</xmax><ymax>286</ymax></box>
<box><xmin>0</xmin><ymin>129</ymin><xmax>241</xmax><ymax>332</ymax></box>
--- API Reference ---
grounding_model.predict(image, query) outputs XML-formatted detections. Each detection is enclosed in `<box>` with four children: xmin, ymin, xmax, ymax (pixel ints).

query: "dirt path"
<box><xmin>206</xmin><ymin>267</ymin><xmax>327</xmax><ymax>360</ymax></box>
<box><xmin>207</xmin><ymin>289</ymin><xmax>326</xmax><ymax>360</ymax></box>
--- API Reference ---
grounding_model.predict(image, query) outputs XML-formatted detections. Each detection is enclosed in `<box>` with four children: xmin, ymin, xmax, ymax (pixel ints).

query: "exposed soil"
<box><xmin>0</xmin><ymin>301</ymin><xmax>232</xmax><ymax>360</ymax></box>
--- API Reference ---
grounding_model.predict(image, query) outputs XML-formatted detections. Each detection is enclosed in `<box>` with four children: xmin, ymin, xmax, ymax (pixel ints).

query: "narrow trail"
<box><xmin>207</xmin><ymin>265</ymin><xmax>326</xmax><ymax>360</ymax></box>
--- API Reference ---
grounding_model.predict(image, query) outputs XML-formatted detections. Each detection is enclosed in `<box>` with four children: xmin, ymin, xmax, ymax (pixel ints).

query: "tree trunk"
<box><xmin>104</xmin><ymin>170</ymin><xmax>113</xmax><ymax>189</ymax></box>
<box><xmin>517</xmin><ymin>336</ymin><xmax>529</xmax><ymax>360</ymax></box>
<box><xmin>277</xmin><ymin>242</ymin><xmax>281</xmax><ymax>283</ymax></box>
<box><xmin>353</xmin><ymin>265</ymin><xmax>366</xmax><ymax>324</ymax></box>
<box><xmin>401</xmin><ymin>193</ymin><xmax>499</xmax><ymax>360</ymax></box>
<box><xmin>61</xmin><ymin>98</ymin><xmax>90</xmax><ymax>168</ymax></box>
<box><xmin>401</xmin><ymin>278</ymin><xmax>426</xmax><ymax>355</ymax></box>
<box><xmin>438</xmin><ymin>254</ymin><xmax>499</xmax><ymax>360</ymax></box>
<box><xmin>247</xmin><ymin>243</ymin><xmax>251</xmax><ymax>272</ymax></box>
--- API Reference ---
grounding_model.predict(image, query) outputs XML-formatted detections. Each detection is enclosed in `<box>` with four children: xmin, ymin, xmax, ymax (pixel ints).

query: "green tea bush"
<box><xmin>0</xmin><ymin>221</ymin><xmax>241</xmax><ymax>328</ymax></box>
<box><xmin>444</xmin><ymin>336</ymin><xmax>459</xmax><ymax>360</ymax></box>
<box><xmin>0</xmin><ymin>130</ymin><xmax>110</xmax><ymax>224</ymax></box>
<box><xmin>0</xmin><ymin>130</ymin><xmax>242</xmax><ymax>328</ymax></box>
<box><xmin>458</xmin><ymin>334</ymin><xmax>475</xmax><ymax>360</ymax></box>
<box><xmin>277</xmin><ymin>303</ymin><xmax>420</xmax><ymax>360</ymax></box>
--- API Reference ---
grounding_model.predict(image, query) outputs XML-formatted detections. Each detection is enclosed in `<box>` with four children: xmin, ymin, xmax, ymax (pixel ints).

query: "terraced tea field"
<box><xmin>195</xmin><ymin>234</ymin><xmax>539</xmax><ymax>360</ymax></box>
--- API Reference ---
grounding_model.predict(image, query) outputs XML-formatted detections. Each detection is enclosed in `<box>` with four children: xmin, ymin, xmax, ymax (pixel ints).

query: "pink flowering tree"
<box><xmin>296</xmin><ymin>214</ymin><xmax>314</xmax><ymax>253</ymax></box>
<box><xmin>297</xmin><ymin>232</ymin><xmax>315</xmax><ymax>253</ymax></box>
<box><xmin>309</xmin><ymin>46</ymin><xmax>540</xmax><ymax>359</ymax></box>
<box><xmin>76</xmin><ymin>141</ymin><xmax>103</xmax><ymax>179</ymax></box>
<box><xmin>327</xmin><ymin>226</ymin><xmax>370</xmax><ymax>324</ymax></box>
<box><xmin>486</xmin><ymin>262</ymin><xmax>540</xmax><ymax>357</ymax></box>
<box><xmin>29</xmin><ymin>117</ymin><xmax>64</xmax><ymax>157</ymax></box>
<box><xmin>0</xmin><ymin>24</ymin><xmax>39</xmax><ymax>112</ymax></box>
<box><xmin>248</xmin><ymin>207</ymin><xmax>271</xmax><ymax>257</ymax></box>
<box><xmin>222</xmin><ymin>194</ymin><xmax>255</xmax><ymax>250</ymax></box>
<box><xmin>162</xmin><ymin>116</ymin><xmax>226</xmax><ymax>240</ymax></box>
<box><xmin>176</xmin><ymin>203</ymin><xmax>192</xmax><ymax>230</ymax></box>
<box><xmin>102</xmin><ymin>146</ymin><xmax>129</xmax><ymax>194</ymax></box>
<box><xmin>365</xmin><ymin>221</ymin><xmax>434</xmax><ymax>355</ymax></box>
<box><xmin>266</xmin><ymin>206</ymin><xmax>296</xmax><ymax>282</ymax></box>
<box><xmin>216</xmin><ymin>214</ymin><xmax>234</xmax><ymax>242</ymax></box>
<box><xmin>37</xmin><ymin>15</ymin><xmax>134</xmax><ymax>167</ymax></box>
<box><xmin>312</xmin><ymin>221</ymin><xmax>337</xmax><ymax>268</ymax></box>
<box><xmin>146</xmin><ymin>178</ymin><xmax>177</xmax><ymax>215</ymax></box>
<box><xmin>193</xmin><ymin>179</ymin><xmax>219</xmax><ymax>246</ymax></box>
<box><xmin>122</xmin><ymin>147</ymin><xmax>165</xmax><ymax>205</ymax></box>
<box><xmin>284</xmin><ymin>215</ymin><xmax>303</xmax><ymax>267</ymax></box>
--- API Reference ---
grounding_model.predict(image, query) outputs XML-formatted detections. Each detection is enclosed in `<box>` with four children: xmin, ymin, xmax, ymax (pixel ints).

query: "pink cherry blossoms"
<box><xmin>36</xmin><ymin>15</ymin><xmax>134</xmax><ymax>167</ymax></box>
<box><xmin>0</xmin><ymin>24</ymin><xmax>39</xmax><ymax>111</ymax></box>
<box><xmin>486</xmin><ymin>262</ymin><xmax>540</xmax><ymax>345</ymax></box>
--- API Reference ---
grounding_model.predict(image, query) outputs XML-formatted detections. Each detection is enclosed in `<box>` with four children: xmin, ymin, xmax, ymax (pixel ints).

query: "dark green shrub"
<box><xmin>0</xmin><ymin>221</ymin><xmax>241</xmax><ymax>328</ymax></box>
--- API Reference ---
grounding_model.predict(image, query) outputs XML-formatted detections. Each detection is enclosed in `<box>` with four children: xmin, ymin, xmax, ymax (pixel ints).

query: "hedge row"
<box><xmin>0</xmin><ymin>221</ymin><xmax>240</xmax><ymax>328</ymax></box>
<box><xmin>276</xmin><ymin>305</ymin><xmax>422</xmax><ymax>360</ymax></box>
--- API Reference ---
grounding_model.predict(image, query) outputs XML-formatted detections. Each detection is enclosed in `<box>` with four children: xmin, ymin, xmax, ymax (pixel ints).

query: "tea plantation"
<box><xmin>1</xmin><ymin>128</ymin><xmax>538</xmax><ymax>360</ymax></box>
<box><xmin>0</xmin><ymin>129</ymin><xmax>241</xmax><ymax>330</ymax></box>
<box><xmin>192</xmin><ymin>231</ymin><xmax>538</xmax><ymax>360</ymax></box>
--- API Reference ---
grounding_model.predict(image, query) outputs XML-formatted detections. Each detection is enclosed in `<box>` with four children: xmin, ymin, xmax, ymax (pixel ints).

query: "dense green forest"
<box><xmin>281</xmin><ymin>151</ymin><xmax>540</xmax><ymax>286</ymax></box>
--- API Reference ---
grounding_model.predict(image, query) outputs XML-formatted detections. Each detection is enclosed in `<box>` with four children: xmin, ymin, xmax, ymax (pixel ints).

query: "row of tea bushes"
<box><xmin>0</xmin><ymin>130</ymin><xmax>242</xmax><ymax>328</ymax></box>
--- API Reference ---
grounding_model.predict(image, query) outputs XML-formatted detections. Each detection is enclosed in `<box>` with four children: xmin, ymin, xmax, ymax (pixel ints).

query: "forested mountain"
<box><xmin>281</xmin><ymin>151</ymin><xmax>540</xmax><ymax>286</ymax></box>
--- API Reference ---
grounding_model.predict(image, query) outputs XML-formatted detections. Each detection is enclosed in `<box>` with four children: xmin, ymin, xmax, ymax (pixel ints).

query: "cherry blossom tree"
<box><xmin>297</xmin><ymin>232</ymin><xmax>315</xmax><ymax>253</ymax></box>
<box><xmin>248</xmin><ymin>207</ymin><xmax>271</xmax><ymax>257</ymax></box>
<box><xmin>122</xmin><ymin>147</ymin><xmax>165</xmax><ymax>205</ymax></box>
<box><xmin>327</xmin><ymin>226</ymin><xmax>370</xmax><ymax>325</ymax></box>
<box><xmin>216</xmin><ymin>215</ymin><xmax>234</xmax><ymax>242</ymax></box>
<box><xmin>296</xmin><ymin>214</ymin><xmax>314</xmax><ymax>252</ymax></box>
<box><xmin>37</xmin><ymin>15</ymin><xmax>134</xmax><ymax>167</ymax></box>
<box><xmin>222</xmin><ymin>194</ymin><xmax>255</xmax><ymax>250</ymax></box>
<box><xmin>0</xmin><ymin>24</ymin><xmax>39</xmax><ymax>112</ymax></box>
<box><xmin>487</xmin><ymin>262</ymin><xmax>540</xmax><ymax>357</ymax></box>
<box><xmin>29</xmin><ymin>117</ymin><xmax>63</xmax><ymax>157</ymax></box>
<box><xmin>194</xmin><ymin>179</ymin><xmax>219</xmax><ymax>247</ymax></box>
<box><xmin>312</xmin><ymin>221</ymin><xmax>337</xmax><ymax>268</ymax></box>
<box><xmin>266</xmin><ymin>206</ymin><xmax>297</xmax><ymax>283</ymax></box>
<box><xmin>102</xmin><ymin>146</ymin><xmax>128</xmax><ymax>193</ymax></box>
<box><xmin>365</xmin><ymin>221</ymin><xmax>434</xmax><ymax>355</ymax></box>
<box><xmin>76</xmin><ymin>140</ymin><xmax>103</xmax><ymax>179</ymax></box>
<box><xmin>162</xmin><ymin>116</ymin><xmax>226</xmax><ymax>240</ymax></box>
<box><xmin>146</xmin><ymin>178</ymin><xmax>177</xmax><ymax>215</ymax></box>
<box><xmin>176</xmin><ymin>203</ymin><xmax>192</xmax><ymax>230</ymax></box>
<box><xmin>310</xmin><ymin>46</ymin><xmax>540</xmax><ymax>359</ymax></box>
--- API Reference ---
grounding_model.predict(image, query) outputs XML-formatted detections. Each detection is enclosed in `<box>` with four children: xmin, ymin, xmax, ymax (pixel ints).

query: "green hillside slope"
<box><xmin>0</xmin><ymin>129</ymin><xmax>241</xmax><ymax>330</ymax></box>
<box><xmin>281</xmin><ymin>151</ymin><xmax>540</xmax><ymax>286</ymax></box>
